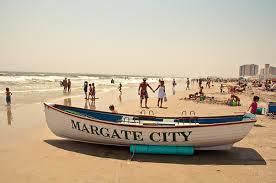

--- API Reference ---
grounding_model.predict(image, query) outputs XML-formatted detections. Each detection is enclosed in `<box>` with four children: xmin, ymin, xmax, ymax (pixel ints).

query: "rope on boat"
<box><xmin>130</xmin><ymin>145</ymin><xmax>136</xmax><ymax>161</ymax></box>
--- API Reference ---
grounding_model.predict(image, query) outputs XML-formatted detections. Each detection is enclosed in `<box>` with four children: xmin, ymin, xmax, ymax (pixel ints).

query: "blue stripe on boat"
<box><xmin>56</xmin><ymin>105</ymin><xmax>250</xmax><ymax>124</ymax></box>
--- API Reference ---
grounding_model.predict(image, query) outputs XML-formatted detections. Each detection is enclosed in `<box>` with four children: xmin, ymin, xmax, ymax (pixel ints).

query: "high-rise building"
<box><xmin>239</xmin><ymin>64</ymin><xmax>259</xmax><ymax>77</ymax></box>
<box><xmin>259</xmin><ymin>64</ymin><xmax>276</xmax><ymax>80</ymax></box>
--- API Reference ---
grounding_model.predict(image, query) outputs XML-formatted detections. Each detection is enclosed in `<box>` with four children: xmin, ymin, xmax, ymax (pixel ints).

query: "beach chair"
<box><xmin>267</xmin><ymin>102</ymin><xmax>276</xmax><ymax>119</ymax></box>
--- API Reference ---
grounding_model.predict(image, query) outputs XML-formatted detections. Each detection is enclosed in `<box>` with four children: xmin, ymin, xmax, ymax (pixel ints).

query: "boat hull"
<box><xmin>44</xmin><ymin>104</ymin><xmax>255</xmax><ymax>150</ymax></box>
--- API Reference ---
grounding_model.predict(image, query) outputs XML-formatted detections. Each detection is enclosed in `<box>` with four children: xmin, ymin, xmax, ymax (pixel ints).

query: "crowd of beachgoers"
<box><xmin>4</xmin><ymin>75</ymin><xmax>275</xmax><ymax>116</ymax></box>
<box><xmin>52</xmin><ymin>76</ymin><xmax>275</xmax><ymax>116</ymax></box>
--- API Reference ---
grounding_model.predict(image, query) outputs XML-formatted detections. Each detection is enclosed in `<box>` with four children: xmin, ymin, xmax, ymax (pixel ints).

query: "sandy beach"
<box><xmin>0</xmin><ymin>82</ymin><xmax>275</xmax><ymax>183</ymax></box>
<box><xmin>1</xmin><ymin>0</ymin><xmax>275</xmax><ymax>182</ymax></box>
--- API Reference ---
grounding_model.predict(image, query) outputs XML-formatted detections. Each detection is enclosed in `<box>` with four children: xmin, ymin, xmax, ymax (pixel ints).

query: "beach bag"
<box><xmin>164</xmin><ymin>93</ymin><xmax>167</xmax><ymax>102</ymax></box>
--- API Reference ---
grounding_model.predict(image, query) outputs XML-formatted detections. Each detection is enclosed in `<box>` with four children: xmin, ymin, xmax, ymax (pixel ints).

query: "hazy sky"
<box><xmin>0</xmin><ymin>0</ymin><xmax>275</xmax><ymax>77</ymax></box>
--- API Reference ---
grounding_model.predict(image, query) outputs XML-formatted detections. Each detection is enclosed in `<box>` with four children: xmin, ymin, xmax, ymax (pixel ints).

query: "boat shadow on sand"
<box><xmin>44</xmin><ymin>139</ymin><xmax>266</xmax><ymax>165</ymax></box>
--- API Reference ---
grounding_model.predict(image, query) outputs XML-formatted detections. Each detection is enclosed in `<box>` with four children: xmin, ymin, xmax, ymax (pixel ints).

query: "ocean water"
<box><xmin>0</xmin><ymin>71</ymin><xmax>181</xmax><ymax>107</ymax></box>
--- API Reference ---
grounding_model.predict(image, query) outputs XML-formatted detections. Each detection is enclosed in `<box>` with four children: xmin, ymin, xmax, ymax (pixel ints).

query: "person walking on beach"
<box><xmin>248</xmin><ymin>96</ymin><xmax>259</xmax><ymax>114</ymax></box>
<box><xmin>138</xmin><ymin>78</ymin><xmax>155</xmax><ymax>108</ymax></box>
<box><xmin>67</xmin><ymin>79</ymin><xmax>71</xmax><ymax>92</ymax></box>
<box><xmin>5</xmin><ymin>88</ymin><xmax>12</xmax><ymax>105</ymax></box>
<box><xmin>118</xmin><ymin>83</ymin><xmax>122</xmax><ymax>94</ymax></box>
<box><xmin>186</xmin><ymin>78</ymin><xmax>190</xmax><ymax>90</ymax></box>
<box><xmin>172</xmin><ymin>79</ymin><xmax>176</xmax><ymax>95</ymax></box>
<box><xmin>155</xmin><ymin>80</ymin><xmax>166</xmax><ymax>108</ymax></box>
<box><xmin>84</xmin><ymin>81</ymin><xmax>88</xmax><ymax>99</ymax></box>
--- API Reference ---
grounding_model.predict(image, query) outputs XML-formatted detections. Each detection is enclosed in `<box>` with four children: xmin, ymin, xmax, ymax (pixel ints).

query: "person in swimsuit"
<box><xmin>90</xmin><ymin>83</ymin><xmax>96</xmax><ymax>101</ymax></box>
<box><xmin>5</xmin><ymin>88</ymin><xmax>12</xmax><ymax>105</ymax></box>
<box><xmin>138</xmin><ymin>78</ymin><xmax>154</xmax><ymax>108</ymax></box>
<box><xmin>155</xmin><ymin>80</ymin><xmax>166</xmax><ymax>108</ymax></box>
<box><xmin>118</xmin><ymin>83</ymin><xmax>122</xmax><ymax>94</ymax></box>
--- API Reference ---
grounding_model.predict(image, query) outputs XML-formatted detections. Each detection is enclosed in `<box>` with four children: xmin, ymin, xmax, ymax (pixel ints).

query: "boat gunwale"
<box><xmin>44</xmin><ymin>103</ymin><xmax>256</xmax><ymax>129</ymax></box>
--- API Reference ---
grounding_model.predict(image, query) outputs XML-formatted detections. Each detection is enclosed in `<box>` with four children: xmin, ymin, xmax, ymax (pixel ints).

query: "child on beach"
<box><xmin>5</xmin><ymin>88</ymin><xmax>12</xmax><ymax>105</ymax></box>
<box><xmin>109</xmin><ymin>105</ymin><xmax>118</xmax><ymax>113</ymax></box>
<box><xmin>155</xmin><ymin>80</ymin><xmax>166</xmax><ymax>108</ymax></box>
<box><xmin>248</xmin><ymin>96</ymin><xmax>259</xmax><ymax>114</ymax></box>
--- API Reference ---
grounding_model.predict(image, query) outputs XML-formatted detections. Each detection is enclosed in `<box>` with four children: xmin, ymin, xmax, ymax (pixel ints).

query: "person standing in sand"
<box><xmin>155</xmin><ymin>80</ymin><xmax>166</xmax><ymax>108</ymax></box>
<box><xmin>220</xmin><ymin>83</ymin><xmax>224</xmax><ymax>93</ymax></box>
<box><xmin>199</xmin><ymin>79</ymin><xmax>202</xmax><ymax>88</ymax></box>
<box><xmin>88</xmin><ymin>84</ymin><xmax>92</xmax><ymax>99</ymax></box>
<box><xmin>172</xmin><ymin>79</ymin><xmax>176</xmax><ymax>95</ymax></box>
<box><xmin>89</xmin><ymin>83</ymin><xmax>96</xmax><ymax>101</ymax></box>
<box><xmin>186</xmin><ymin>78</ymin><xmax>190</xmax><ymax>90</ymax></box>
<box><xmin>90</xmin><ymin>83</ymin><xmax>96</xmax><ymax>102</ymax></box>
<box><xmin>138</xmin><ymin>78</ymin><xmax>155</xmax><ymax>108</ymax></box>
<box><xmin>5</xmin><ymin>88</ymin><xmax>12</xmax><ymax>105</ymax></box>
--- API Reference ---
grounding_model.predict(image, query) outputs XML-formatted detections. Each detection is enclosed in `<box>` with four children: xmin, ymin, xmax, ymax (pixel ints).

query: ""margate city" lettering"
<box><xmin>71</xmin><ymin>120</ymin><xmax>192</xmax><ymax>143</ymax></box>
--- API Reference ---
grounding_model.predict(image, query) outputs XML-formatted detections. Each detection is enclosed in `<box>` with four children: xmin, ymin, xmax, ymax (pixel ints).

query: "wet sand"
<box><xmin>0</xmin><ymin>83</ymin><xmax>275</xmax><ymax>183</ymax></box>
